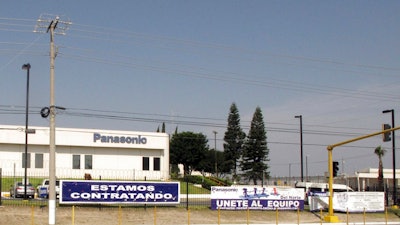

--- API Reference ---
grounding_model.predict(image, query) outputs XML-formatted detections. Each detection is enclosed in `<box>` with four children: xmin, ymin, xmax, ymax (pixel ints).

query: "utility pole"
<box><xmin>34</xmin><ymin>14</ymin><xmax>71</xmax><ymax>225</ymax></box>
<box><xmin>295</xmin><ymin>115</ymin><xmax>304</xmax><ymax>182</ymax></box>
<box><xmin>213</xmin><ymin>131</ymin><xmax>217</xmax><ymax>177</ymax></box>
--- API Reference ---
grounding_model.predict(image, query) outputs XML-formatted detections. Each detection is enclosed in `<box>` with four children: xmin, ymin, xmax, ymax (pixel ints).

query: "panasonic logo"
<box><xmin>93</xmin><ymin>133</ymin><xmax>147</xmax><ymax>144</ymax></box>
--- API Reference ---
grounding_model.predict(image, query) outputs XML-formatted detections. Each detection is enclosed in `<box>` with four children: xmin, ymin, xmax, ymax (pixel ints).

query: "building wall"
<box><xmin>0</xmin><ymin>125</ymin><xmax>169</xmax><ymax>180</ymax></box>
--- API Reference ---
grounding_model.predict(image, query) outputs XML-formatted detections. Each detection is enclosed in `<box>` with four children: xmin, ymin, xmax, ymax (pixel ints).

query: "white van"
<box><xmin>295</xmin><ymin>182</ymin><xmax>353</xmax><ymax>203</ymax></box>
<box><xmin>295</xmin><ymin>182</ymin><xmax>353</xmax><ymax>193</ymax></box>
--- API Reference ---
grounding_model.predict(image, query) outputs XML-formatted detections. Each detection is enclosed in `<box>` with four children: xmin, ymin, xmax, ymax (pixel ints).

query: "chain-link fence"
<box><xmin>0</xmin><ymin>168</ymin><xmax>212</xmax><ymax>208</ymax></box>
<box><xmin>1</xmin><ymin>168</ymin><xmax>399</xmax><ymax>208</ymax></box>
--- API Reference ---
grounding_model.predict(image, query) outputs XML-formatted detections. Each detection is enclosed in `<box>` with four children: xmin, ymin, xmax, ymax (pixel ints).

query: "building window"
<box><xmin>73</xmin><ymin>155</ymin><xmax>81</xmax><ymax>169</ymax></box>
<box><xmin>35</xmin><ymin>153</ymin><xmax>44</xmax><ymax>168</ymax></box>
<box><xmin>142</xmin><ymin>157</ymin><xmax>149</xmax><ymax>171</ymax></box>
<box><xmin>22</xmin><ymin>153</ymin><xmax>31</xmax><ymax>168</ymax></box>
<box><xmin>85</xmin><ymin>155</ymin><xmax>93</xmax><ymax>169</ymax></box>
<box><xmin>153</xmin><ymin>157</ymin><xmax>160</xmax><ymax>171</ymax></box>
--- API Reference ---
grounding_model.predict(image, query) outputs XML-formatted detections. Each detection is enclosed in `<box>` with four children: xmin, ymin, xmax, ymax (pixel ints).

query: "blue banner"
<box><xmin>211</xmin><ymin>199</ymin><xmax>304</xmax><ymax>210</ymax></box>
<box><xmin>210</xmin><ymin>186</ymin><xmax>304</xmax><ymax>210</ymax></box>
<box><xmin>60</xmin><ymin>180</ymin><xmax>180</xmax><ymax>204</ymax></box>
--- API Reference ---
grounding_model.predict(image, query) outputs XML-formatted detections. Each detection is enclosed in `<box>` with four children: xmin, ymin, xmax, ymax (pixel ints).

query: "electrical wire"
<box><xmin>56</xmin><ymin>51</ymin><xmax>400</xmax><ymax>102</ymax></box>
<box><xmin>0</xmin><ymin>105</ymin><xmax>387</xmax><ymax>139</ymax></box>
<box><xmin>1</xmin><ymin>18</ymin><xmax>399</xmax><ymax>104</ymax></box>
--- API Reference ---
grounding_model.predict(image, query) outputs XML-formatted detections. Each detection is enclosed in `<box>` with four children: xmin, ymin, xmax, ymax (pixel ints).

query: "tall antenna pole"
<box><xmin>34</xmin><ymin>14</ymin><xmax>71</xmax><ymax>225</ymax></box>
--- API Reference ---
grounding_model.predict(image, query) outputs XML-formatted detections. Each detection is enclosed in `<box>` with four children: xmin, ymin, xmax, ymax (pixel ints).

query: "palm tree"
<box><xmin>374</xmin><ymin>146</ymin><xmax>386</xmax><ymax>191</ymax></box>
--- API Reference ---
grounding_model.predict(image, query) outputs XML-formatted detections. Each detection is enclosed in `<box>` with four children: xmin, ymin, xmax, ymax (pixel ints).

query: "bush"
<box><xmin>179</xmin><ymin>175</ymin><xmax>225</xmax><ymax>190</ymax></box>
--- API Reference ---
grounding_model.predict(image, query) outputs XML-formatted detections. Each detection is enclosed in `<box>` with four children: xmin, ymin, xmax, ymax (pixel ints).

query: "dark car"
<box><xmin>10</xmin><ymin>181</ymin><xmax>35</xmax><ymax>198</ymax></box>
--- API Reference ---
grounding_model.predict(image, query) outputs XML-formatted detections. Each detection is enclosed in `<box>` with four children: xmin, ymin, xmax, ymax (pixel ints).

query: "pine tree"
<box><xmin>241</xmin><ymin>106</ymin><xmax>269</xmax><ymax>184</ymax></box>
<box><xmin>223</xmin><ymin>103</ymin><xmax>246</xmax><ymax>180</ymax></box>
<box><xmin>161</xmin><ymin>122</ymin><xmax>166</xmax><ymax>133</ymax></box>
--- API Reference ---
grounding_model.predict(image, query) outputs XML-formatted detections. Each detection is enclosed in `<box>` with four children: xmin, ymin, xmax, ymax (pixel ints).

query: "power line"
<box><xmin>2</xmin><ymin>17</ymin><xmax>399</xmax><ymax>74</ymax></box>
<box><xmin>1</xmin><ymin>18</ymin><xmax>400</xmax><ymax>104</ymax></box>
<box><xmin>56</xmin><ymin>52</ymin><xmax>399</xmax><ymax>102</ymax></box>
<box><xmin>0</xmin><ymin>105</ymin><xmax>382</xmax><ymax>138</ymax></box>
<box><xmin>69</xmin><ymin>21</ymin><xmax>400</xmax><ymax>72</ymax></box>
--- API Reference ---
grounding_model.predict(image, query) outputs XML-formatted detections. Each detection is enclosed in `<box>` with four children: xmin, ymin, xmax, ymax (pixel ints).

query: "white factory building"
<box><xmin>0</xmin><ymin>125</ymin><xmax>170</xmax><ymax>180</ymax></box>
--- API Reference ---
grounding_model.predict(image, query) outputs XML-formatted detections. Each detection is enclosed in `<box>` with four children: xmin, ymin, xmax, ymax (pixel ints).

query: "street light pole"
<box><xmin>295</xmin><ymin>115</ymin><xmax>304</xmax><ymax>182</ymax></box>
<box><xmin>383</xmin><ymin>109</ymin><xmax>397</xmax><ymax>206</ymax></box>
<box><xmin>22</xmin><ymin>63</ymin><xmax>31</xmax><ymax>200</ymax></box>
<box><xmin>306</xmin><ymin>155</ymin><xmax>309</xmax><ymax>182</ymax></box>
<box><xmin>213</xmin><ymin>131</ymin><xmax>217</xmax><ymax>178</ymax></box>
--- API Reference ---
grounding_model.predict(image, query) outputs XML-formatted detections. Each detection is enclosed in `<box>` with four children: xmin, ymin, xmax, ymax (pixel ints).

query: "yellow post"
<box><xmin>154</xmin><ymin>206</ymin><xmax>157</xmax><ymax>225</ymax></box>
<box><xmin>275</xmin><ymin>208</ymin><xmax>278</xmax><ymax>225</ymax></box>
<box><xmin>363</xmin><ymin>208</ymin><xmax>366</xmax><ymax>225</ymax></box>
<box><xmin>346</xmin><ymin>208</ymin><xmax>349</xmax><ymax>225</ymax></box>
<box><xmin>118</xmin><ymin>205</ymin><xmax>122</xmax><ymax>225</ymax></box>
<box><xmin>297</xmin><ymin>207</ymin><xmax>300</xmax><ymax>225</ymax></box>
<box><xmin>385</xmin><ymin>207</ymin><xmax>388</xmax><ymax>225</ymax></box>
<box><xmin>247</xmin><ymin>208</ymin><xmax>250</xmax><ymax>225</ymax></box>
<box><xmin>72</xmin><ymin>205</ymin><xmax>75</xmax><ymax>225</ymax></box>
<box><xmin>324</xmin><ymin>147</ymin><xmax>340</xmax><ymax>223</ymax></box>
<box><xmin>217</xmin><ymin>207</ymin><xmax>220</xmax><ymax>225</ymax></box>
<box><xmin>31</xmin><ymin>205</ymin><xmax>34</xmax><ymax>225</ymax></box>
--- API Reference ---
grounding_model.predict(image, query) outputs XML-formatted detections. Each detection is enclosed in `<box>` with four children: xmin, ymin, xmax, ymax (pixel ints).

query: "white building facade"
<box><xmin>0</xmin><ymin>125</ymin><xmax>170</xmax><ymax>180</ymax></box>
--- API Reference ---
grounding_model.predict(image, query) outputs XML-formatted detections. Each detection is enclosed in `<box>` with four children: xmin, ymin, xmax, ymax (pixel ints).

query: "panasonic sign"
<box><xmin>93</xmin><ymin>133</ymin><xmax>147</xmax><ymax>144</ymax></box>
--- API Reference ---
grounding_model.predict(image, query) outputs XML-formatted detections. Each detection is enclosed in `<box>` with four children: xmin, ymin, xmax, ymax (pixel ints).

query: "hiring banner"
<box><xmin>211</xmin><ymin>186</ymin><xmax>304</xmax><ymax>210</ymax></box>
<box><xmin>59</xmin><ymin>180</ymin><xmax>180</xmax><ymax>204</ymax></box>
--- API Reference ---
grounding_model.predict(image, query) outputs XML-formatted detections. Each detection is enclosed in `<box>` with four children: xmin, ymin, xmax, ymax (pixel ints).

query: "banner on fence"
<box><xmin>309</xmin><ymin>192</ymin><xmax>384</xmax><ymax>212</ymax></box>
<box><xmin>210</xmin><ymin>186</ymin><xmax>304</xmax><ymax>210</ymax></box>
<box><xmin>59</xmin><ymin>180</ymin><xmax>180</xmax><ymax>204</ymax></box>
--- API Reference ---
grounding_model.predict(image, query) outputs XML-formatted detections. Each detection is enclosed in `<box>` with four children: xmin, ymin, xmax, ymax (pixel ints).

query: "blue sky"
<box><xmin>1</xmin><ymin>0</ymin><xmax>399</xmax><ymax>177</ymax></box>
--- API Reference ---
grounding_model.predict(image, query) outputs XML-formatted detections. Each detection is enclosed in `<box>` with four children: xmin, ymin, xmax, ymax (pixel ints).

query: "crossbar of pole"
<box><xmin>327</xmin><ymin>126</ymin><xmax>400</xmax><ymax>151</ymax></box>
<box><xmin>325</xmin><ymin>126</ymin><xmax>400</xmax><ymax>222</ymax></box>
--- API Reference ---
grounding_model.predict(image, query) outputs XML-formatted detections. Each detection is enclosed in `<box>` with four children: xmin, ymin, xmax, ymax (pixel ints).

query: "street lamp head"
<box><xmin>22</xmin><ymin>63</ymin><xmax>31</xmax><ymax>70</ymax></box>
<box><xmin>295</xmin><ymin>115</ymin><xmax>302</xmax><ymax>119</ymax></box>
<box><xmin>382</xmin><ymin>109</ymin><xmax>393</xmax><ymax>114</ymax></box>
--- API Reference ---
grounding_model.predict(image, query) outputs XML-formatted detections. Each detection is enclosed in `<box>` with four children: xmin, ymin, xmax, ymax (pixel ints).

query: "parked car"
<box><xmin>36</xmin><ymin>179</ymin><xmax>60</xmax><ymax>198</ymax></box>
<box><xmin>10</xmin><ymin>181</ymin><xmax>35</xmax><ymax>198</ymax></box>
